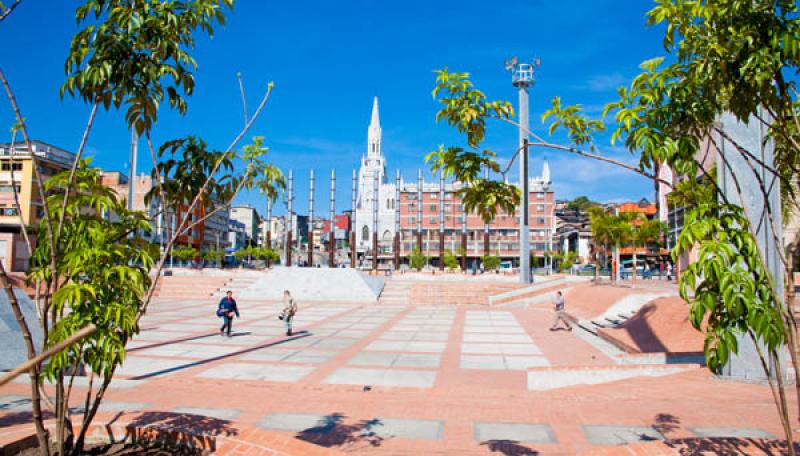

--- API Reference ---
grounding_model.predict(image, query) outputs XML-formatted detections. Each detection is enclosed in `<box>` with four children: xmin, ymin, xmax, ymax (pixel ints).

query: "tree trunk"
<box><xmin>613</xmin><ymin>246</ymin><xmax>620</xmax><ymax>283</ymax></box>
<box><xmin>0</xmin><ymin>262</ymin><xmax>50</xmax><ymax>455</ymax></box>
<box><xmin>631</xmin><ymin>252</ymin><xmax>637</xmax><ymax>282</ymax></box>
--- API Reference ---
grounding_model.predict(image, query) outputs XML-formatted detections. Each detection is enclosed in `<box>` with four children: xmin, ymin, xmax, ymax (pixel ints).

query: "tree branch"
<box><xmin>0</xmin><ymin>0</ymin><xmax>22</xmax><ymax>22</ymax></box>
<box><xmin>57</xmin><ymin>103</ymin><xmax>99</xmax><ymax>239</ymax></box>
<box><xmin>135</xmin><ymin>82</ymin><xmax>273</xmax><ymax>324</ymax></box>
<box><xmin>237</xmin><ymin>72</ymin><xmax>248</xmax><ymax>127</ymax></box>
<box><xmin>493</xmin><ymin>114</ymin><xmax>671</xmax><ymax>186</ymax></box>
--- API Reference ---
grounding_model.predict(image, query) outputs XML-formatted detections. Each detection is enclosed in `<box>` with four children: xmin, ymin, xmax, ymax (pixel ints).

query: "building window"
<box><xmin>430</xmin><ymin>217</ymin><xmax>437</xmax><ymax>224</ymax></box>
<box><xmin>430</xmin><ymin>204</ymin><xmax>437</xmax><ymax>211</ymax></box>
<box><xmin>536</xmin><ymin>217</ymin><xmax>545</xmax><ymax>224</ymax></box>
<box><xmin>1</xmin><ymin>163</ymin><xmax>22</xmax><ymax>171</ymax></box>
<box><xmin>2</xmin><ymin>207</ymin><xmax>18</xmax><ymax>216</ymax></box>
<box><xmin>361</xmin><ymin>225</ymin><xmax>369</xmax><ymax>241</ymax></box>
<box><xmin>0</xmin><ymin>185</ymin><xmax>21</xmax><ymax>193</ymax></box>
<box><xmin>537</xmin><ymin>204</ymin><xmax>544</xmax><ymax>212</ymax></box>
<box><xmin>537</xmin><ymin>192</ymin><xmax>545</xmax><ymax>200</ymax></box>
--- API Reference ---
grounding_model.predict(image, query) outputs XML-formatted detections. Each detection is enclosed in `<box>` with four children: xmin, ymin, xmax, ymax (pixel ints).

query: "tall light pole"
<box><xmin>394</xmin><ymin>169</ymin><xmax>401</xmax><ymax>271</ymax></box>
<box><xmin>439</xmin><ymin>171</ymin><xmax>445</xmax><ymax>271</ymax></box>
<box><xmin>351</xmin><ymin>169</ymin><xmax>357</xmax><ymax>268</ymax></box>
<box><xmin>505</xmin><ymin>56</ymin><xmax>539</xmax><ymax>284</ymax></box>
<box><xmin>329</xmin><ymin>169</ymin><xmax>336</xmax><ymax>268</ymax></box>
<box><xmin>372</xmin><ymin>169</ymin><xmax>379</xmax><ymax>272</ymax></box>
<box><xmin>286</xmin><ymin>169</ymin><xmax>293</xmax><ymax>266</ymax></box>
<box><xmin>417</xmin><ymin>169</ymin><xmax>423</xmax><ymax>253</ymax></box>
<box><xmin>128</xmin><ymin>130</ymin><xmax>137</xmax><ymax>211</ymax></box>
<box><xmin>308</xmin><ymin>169</ymin><xmax>315</xmax><ymax>267</ymax></box>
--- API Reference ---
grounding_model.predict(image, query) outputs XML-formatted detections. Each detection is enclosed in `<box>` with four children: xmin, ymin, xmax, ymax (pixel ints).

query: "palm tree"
<box><xmin>588</xmin><ymin>207</ymin><xmax>614</xmax><ymax>281</ymax></box>
<box><xmin>628</xmin><ymin>216</ymin><xmax>666</xmax><ymax>282</ymax></box>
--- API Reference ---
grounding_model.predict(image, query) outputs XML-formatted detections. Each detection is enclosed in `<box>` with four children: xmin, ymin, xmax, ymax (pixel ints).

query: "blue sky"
<box><xmin>0</xmin><ymin>0</ymin><xmax>667</xmax><ymax>216</ymax></box>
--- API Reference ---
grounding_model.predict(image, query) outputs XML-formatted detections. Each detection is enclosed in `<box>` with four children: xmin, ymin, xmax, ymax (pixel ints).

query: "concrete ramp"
<box><xmin>235</xmin><ymin>267</ymin><xmax>384</xmax><ymax>303</ymax></box>
<box><xmin>1</xmin><ymin>289</ymin><xmax>43</xmax><ymax>371</ymax></box>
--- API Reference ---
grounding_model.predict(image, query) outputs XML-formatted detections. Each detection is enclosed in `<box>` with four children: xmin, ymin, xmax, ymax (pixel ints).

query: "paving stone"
<box><xmin>405</xmin><ymin>341</ymin><xmax>446</xmax><ymax>353</ymax></box>
<box><xmin>474</xmin><ymin>422</ymin><xmax>556</xmax><ymax>443</ymax></box>
<box><xmin>691</xmin><ymin>427</ymin><xmax>776</xmax><ymax>439</ymax></box>
<box><xmin>504</xmin><ymin>356</ymin><xmax>550</xmax><ymax>369</ymax></box>
<box><xmin>380</xmin><ymin>332</ymin><xmax>416</xmax><ymax>341</ymax></box>
<box><xmin>0</xmin><ymin>395</ymin><xmax>33</xmax><ymax>411</ymax></box>
<box><xmin>461</xmin><ymin>355</ymin><xmax>506</xmax><ymax>370</ymax></box>
<box><xmin>98</xmin><ymin>401</ymin><xmax>151</xmax><ymax>412</ymax></box>
<box><xmin>395</xmin><ymin>353</ymin><xmax>441</xmax><ymax>368</ymax></box>
<box><xmin>258</xmin><ymin>413</ymin><xmax>330</xmax><ymax>432</ymax></box>
<box><xmin>283</xmin><ymin>350</ymin><xmax>338</xmax><ymax>364</ymax></box>
<box><xmin>199</xmin><ymin>362</ymin><xmax>314</xmax><ymax>382</ymax></box>
<box><xmin>527</xmin><ymin>366</ymin><xmax>692</xmax><ymax>391</ymax></box>
<box><xmin>462</xmin><ymin>343</ymin><xmax>502</xmax><ymax>354</ymax></box>
<box><xmin>583</xmin><ymin>425</ymin><xmax>665</xmax><ymax>445</ymax></box>
<box><xmin>324</xmin><ymin>367</ymin><xmax>436</xmax><ymax>388</ymax></box>
<box><xmin>240</xmin><ymin>349</ymin><xmax>296</xmax><ymax>362</ymax></box>
<box><xmin>348</xmin><ymin>352</ymin><xmax>398</xmax><ymax>367</ymax></box>
<box><xmin>500</xmin><ymin>344</ymin><xmax>542</xmax><ymax>355</ymax></box>
<box><xmin>366</xmin><ymin>340</ymin><xmax>408</xmax><ymax>351</ymax></box>
<box><xmin>366</xmin><ymin>418</ymin><xmax>444</xmax><ymax>440</ymax></box>
<box><xmin>173</xmin><ymin>407</ymin><xmax>241</xmax><ymax>420</ymax></box>
<box><xmin>336</xmin><ymin>329</ymin><xmax>372</xmax><ymax>338</ymax></box>
<box><xmin>312</xmin><ymin>338</ymin><xmax>359</xmax><ymax>350</ymax></box>
<box><xmin>116</xmin><ymin>356</ymin><xmax>191</xmax><ymax>378</ymax></box>
<box><xmin>411</xmin><ymin>332</ymin><xmax>450</xmax><ymax>341</ymax></box>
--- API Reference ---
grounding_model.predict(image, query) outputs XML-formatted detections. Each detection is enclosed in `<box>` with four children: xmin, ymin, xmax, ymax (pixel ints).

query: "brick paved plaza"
<box><xmin>0</xmin><ymin>273</ymin><xmax>792</xmax><ymax>454</ymax></box>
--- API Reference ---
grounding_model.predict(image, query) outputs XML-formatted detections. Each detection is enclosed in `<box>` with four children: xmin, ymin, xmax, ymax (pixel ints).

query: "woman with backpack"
<box><xmin>279</xmin><ymin>290</ymin><xmax>298</xmax><ymax>336</ymax></box>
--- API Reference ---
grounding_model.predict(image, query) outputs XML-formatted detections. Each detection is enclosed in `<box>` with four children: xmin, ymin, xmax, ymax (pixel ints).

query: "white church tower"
<box><xmin>355</xmin><ymin>97</ymin><xmax>397</xmax><ymax>253</ymax></box>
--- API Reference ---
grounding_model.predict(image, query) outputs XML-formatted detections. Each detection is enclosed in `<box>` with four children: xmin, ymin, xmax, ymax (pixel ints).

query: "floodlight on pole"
<box><xmin>505</xmin><ymin>56</ymin><xmax>540</xmax><ymax>284</ymax></box>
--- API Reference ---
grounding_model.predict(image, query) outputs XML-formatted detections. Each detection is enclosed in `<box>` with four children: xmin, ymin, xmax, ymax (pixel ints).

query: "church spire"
<box><xmin>370</xmin><ymin>96</ymin><xmax>380</xmax><ymax>128</ymax></box>
<box><xmin>367</xmin><ymin>96</ymin><xmax>382</xmax><ymax>157</ymax></box>
<box><xmin>542</xmin><ymin>159</ymin><xmax>551</xmax><ymax>184</ymax></box>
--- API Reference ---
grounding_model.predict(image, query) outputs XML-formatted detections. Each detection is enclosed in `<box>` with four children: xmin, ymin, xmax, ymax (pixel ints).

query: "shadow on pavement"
<box><xmin>480</xmin><ymin>439</ymin><xmax>539</xmax><ymax>455</ymax></box>
<box><xmin>652</xmin><ymin>413</ymin><xmax>681</xmax><ymax>436</ymax></box>
<box><xmin>664</xmin><ymin>437</ymin><xmax>798</xmax><ymax>455</ymax></box>
<box><xmin>129</xmin><ymin>332</ymin><xmax>314</xmax><ymax>380</ymax></box>
<box><xmin>127</xmin><ymin>411</ymin><xmax>239</xmax><ymax>438</ymax></box>
<box><xmin>295</xmin><ymin>413</ymin><xmax>385</xmax><ymax>449</ymax></box>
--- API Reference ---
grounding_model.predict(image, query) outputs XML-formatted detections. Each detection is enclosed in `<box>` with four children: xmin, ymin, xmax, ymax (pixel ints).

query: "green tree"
<box><xmin>566</xmin><ymin>196</ymin><xmax>597</xmax><ymax>212</ymax></box>
<box><xmin>627</xmin><ymin>216</ymin><xmax>666</xmax><ymax>281</ymax></box>
<box><xmin>588</xmin><ymin>208</ymin><xmax>614</xmax><ymax>281</ymax></box>
<box><xmin>408</xmin><ymin>248</ymin><xmax>427</xmax><ymax>271</ymax></box>
<box><xmin>443</xmin><ymin>250</ymin><xmax>459</xmax><ymax>271</ymax></box>
<box><xmin>28</xmin><ymin>161</ymin><xmax>154</xmax><ymax>453</ymax></box>
<box><xmin>172</xmin><ymin>246</ymin><xmax>199</xmax><ymax>265</ymax></box>
<box><xmin>0</xmin><ymin>1</ymin><xmax>285</xmax><ymax>454</ymax></box>
<box><xmin>481</xmin><ymin>255</ymin><xmax>501</xmax><ymax>271</ymax></box>
<box><xmin>202</xmin><ymin>248</ymin><xmax>225</xmax><ymax>268</ymax></box>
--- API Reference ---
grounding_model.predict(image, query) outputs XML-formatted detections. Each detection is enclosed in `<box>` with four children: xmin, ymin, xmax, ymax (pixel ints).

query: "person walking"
<box><xmin>217</xmin><ymin>290</ymin><xmax>240</xmax><ymax>337</ymax></box>
<box><xmin>279</xmin><ymin>290</ymin><xmax>298</xmax><ymax>336</ymax></box>
<box><xmin>549</xmin><ymin>290</ymin><xmax>572</xmax><ymax>331</ymax></box>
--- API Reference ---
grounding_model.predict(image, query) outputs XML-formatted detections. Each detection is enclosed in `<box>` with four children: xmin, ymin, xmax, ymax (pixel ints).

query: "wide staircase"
<box><xmin>409</xmin><ymin>281</ymin><xmax>524</xmax><ymax>306</ymax></box>
<box><xmin>378</xmin><ymin>280</ymin><xmax>414</xmax><ymax>306</ymax></box>
<box><xmin>210</xmin><ymin>275</ymin><xmax>263</xmax><ymax>298</ymax></box>
<box><xmin>152</xmin><ymin>275</ymin><xmax>233</xmax><ymax>299</ymax></box>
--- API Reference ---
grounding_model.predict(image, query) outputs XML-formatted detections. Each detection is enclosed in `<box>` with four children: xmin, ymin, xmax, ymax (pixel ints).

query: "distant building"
<box><xmin>554</xmin><ymin>206</ymin><xmax>592</xmax><ymax>264</ymax></box>
<box><xmin>0</xmin><ymin>140</ymin><xmax>76</xmax><ymax>271</ymax></box>
<box><xmin>265</xmin><ymin>214</ymin><xmax>309</xmax><ymax>250</ymax></box>
<box><xmin>227</xmin><ymin>219</ymin><xmax>247</xmax><ymax>251</ymax></box>
<box><xmin>101</xmin><ymin>171</ymin><xmax>229</xmax><ymax>254</ymax></box>
<box><xmin>230</xmin><ymin>205</ymin><xmax>261</xmax><ymax>247</ymax></box>
<box><xmin>353</xmin><ymin>97</ymin><xmax>556</xmax><ymax>267</ymax></box>
<box><xmin>611</xmin><ymin>198</ymin><xmax>667</xmax><ymax>263</ymax></box>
